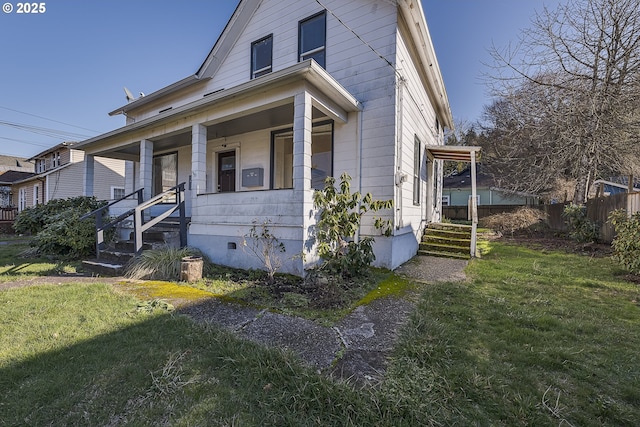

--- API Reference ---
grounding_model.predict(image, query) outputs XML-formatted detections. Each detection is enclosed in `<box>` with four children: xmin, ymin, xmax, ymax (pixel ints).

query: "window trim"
<box><xmin>33</xmin><ymin>184</ymin><xmax>40</xmax><ymax>206</ymax></box>
<box><xmin>298</xmin><ymin>11</ymin><xmax>327</xmax><ymax>68</ymax></box>
<box><xmin>111</xmin><ymin>186</ymin><xmax>126</xmax><ymax>200</ymax></box>
<box><xmin>250</xmin><ymin>34</ymin><xmax>273</xmax><ymax>79</ymax></box>
<box><xmin>441</xmin><ymin>195</ymin><xmax>450</xmax><ymax>206</ymax></box>
<box><xmin>413</xmin><ymin>135</ymin><xmax>421</xmax><ymax>206</ymax></box>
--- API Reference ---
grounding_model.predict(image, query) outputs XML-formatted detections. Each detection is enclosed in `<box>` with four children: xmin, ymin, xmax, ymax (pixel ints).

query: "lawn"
<box><xmin>1</xmin><ymin>239</ymin><xmax>639</xmax><ymax>426</ymax></box>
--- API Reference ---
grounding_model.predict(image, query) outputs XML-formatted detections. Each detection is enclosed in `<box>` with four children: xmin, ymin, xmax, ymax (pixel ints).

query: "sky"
<box><xmin>0</xmin><ymin>0</ymin><xmax>561</xmax><ymax>159</ymax></box>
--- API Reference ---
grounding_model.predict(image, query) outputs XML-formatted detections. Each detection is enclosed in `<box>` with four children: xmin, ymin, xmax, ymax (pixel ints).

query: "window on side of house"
<box><xmin>18</xmin><ymin>188</ymin><xmax>26</xmax><ymax>211</ymax></box>
<box><xmin>271</xmin><ymin>130</ymin><xmax>294</xmax><ymax>190</ymax></box>
<box><xmin>33</xmin><ymin>184</ymin><xmax>40</xmax><ymax>205</ymax></box>
<box><xmin>442</xmin><ymin>195</ymin><xmax>450</xmax><ymax>206</ymax></box>
<box><xmin>469</xmin><ymin>194</ymin><xmax>480</xmax><ymax>205</ymax></box>
<box><xmin>299</xmin><ymin>11</ymin><xmax>326</xmax><ymax>68</ymax></box>
<box><xmin>111</xmin><ymin>187</ymin><xmax>126</xmax><ymax>200</ymax></box>
<box><xmin>152</xmin><ymin>152</ymin><xmax>177</xmax><ymax>202</ymax></box>
<box><xmin>413</xmin><ymin>135</ymin><xmax>421</xmax><ymax>205</ymax></box>
<box><xmin>251</xmin><ymin>34</ymin><xmax>273</xmax><ymax>79</ymax></box>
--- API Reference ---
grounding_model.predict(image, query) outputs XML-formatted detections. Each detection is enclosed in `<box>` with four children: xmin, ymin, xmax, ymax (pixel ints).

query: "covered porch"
<box><xmin>78</xmin><ymin>61</ymin><xmax>362</xmax><ymax>275</ymax></box>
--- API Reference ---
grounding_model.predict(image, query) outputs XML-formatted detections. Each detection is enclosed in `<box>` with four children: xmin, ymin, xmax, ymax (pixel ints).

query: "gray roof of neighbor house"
<box><xmin>0</xmin><ymin>170</ymin><xmax>36</xmax><ymax>184</ymax></box>
<box><xmin>0</xmin><ymin>155</ymin><xmax>30</xmax><ymax>169</ymax></box>
<box><xmin>444</xmin><ymin>165</ymin><xmax>495</xmax><ymax>189</ymax></box>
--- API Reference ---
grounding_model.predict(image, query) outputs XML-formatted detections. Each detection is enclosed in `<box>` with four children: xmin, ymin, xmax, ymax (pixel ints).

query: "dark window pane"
<box><xmin>299</xmin><ymin>12</ymin><xmax>326</xmax><ymax>67</ymax></box>
<box><xmin>252</xmin><ymin>35</ymin><xmax>272</xmax><ymax>78</ymax></box>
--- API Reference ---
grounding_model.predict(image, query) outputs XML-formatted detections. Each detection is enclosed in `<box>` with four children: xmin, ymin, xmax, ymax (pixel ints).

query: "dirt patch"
<box><xmin>498</xmin><ymin>232</ymin><xmax>613</xmax><ymax>258</ymax></box>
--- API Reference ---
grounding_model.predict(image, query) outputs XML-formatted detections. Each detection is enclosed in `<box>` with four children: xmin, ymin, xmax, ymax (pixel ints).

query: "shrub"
<box><xmin>609</xmin><ymin>209</ymin><xmax>640</xmax><ymax>274</ymax></box>
<box><xmin>241</xmin><ymin>219</ymin><xmax>286</xmax><ymax>284</ymax></box>
<box><xmin>14</xmin><ymin>196</ymin><xmax>108</xmax><ymax>258</ymax></box>
<box><xmin>480</xmin><ymin>207</ymin><xmax>547</xmax><ymax>235</ymax></box>
<box><xmin>562</xmin><ymin>203</ymin><xmax>599</xmax><ymax>242</ymax></box>
<box><xmin>312</xmin><ymin>173</ymin><xmax>393</xmax><ymax>278</ymax></box>
<box><xmin>125</xmin><ymin>246</ymin><xmax>213</xmax><ymax>281</ymax></box>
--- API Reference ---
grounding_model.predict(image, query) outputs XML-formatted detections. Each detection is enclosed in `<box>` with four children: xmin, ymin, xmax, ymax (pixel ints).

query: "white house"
<box><xmin>76</xmin><ymin>0</ymin><xmax>474</xmax><ymax>275</ymax></box>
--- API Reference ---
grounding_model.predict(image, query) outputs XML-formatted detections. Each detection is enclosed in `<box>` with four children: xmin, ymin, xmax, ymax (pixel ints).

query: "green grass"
<box><xmin>1</xmin><ymin>240</ymin><xmax>639</xmax><ymax>425</ymax></box>
<box><xmin>0</xmin><ymin>240</ymin><xmax>81</xmax><ymax>280</ymax></box>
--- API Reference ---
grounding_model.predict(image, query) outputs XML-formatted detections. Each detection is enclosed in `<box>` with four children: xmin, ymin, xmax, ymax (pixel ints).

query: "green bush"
<box><xmin>14</xmin><ymin>196</ymin><xmax>108</xmax><ymax>258</ymax></box>
<box><xmin>562</xmin><ymin>203</ymin><xmax>599</xmax><ymax>242</ymax></box>
<box><xmin>609</xmin><ymin>209</ymin><xmax>640</xmax><ymax>274</ymax></box>
<box><xmin>312</xmin><ymin>173</ymin><xmax>392</xmax><ymax>277</ymax></box>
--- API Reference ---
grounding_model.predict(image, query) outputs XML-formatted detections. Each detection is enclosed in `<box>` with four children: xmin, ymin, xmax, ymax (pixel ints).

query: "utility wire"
<box><xmin>0</xmin><ymin>136</ymin><xmax>51</xmax><ymax>147</ymax></box>
<box><xmin>0</xmin><ymin>105</ymin><xmax>100</xmax><ymax>134</ymax></box>
<box><xmin>0</xmin><ymin>120</ymin><xmax>91</xmax><ymax>140</ymax></box>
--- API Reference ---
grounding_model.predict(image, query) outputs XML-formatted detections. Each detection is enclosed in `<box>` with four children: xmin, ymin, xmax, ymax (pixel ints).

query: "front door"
<box><xmin>218</xmin><ymin>151</ymin><xmax>236</xmax><ymax>192</ymax></box>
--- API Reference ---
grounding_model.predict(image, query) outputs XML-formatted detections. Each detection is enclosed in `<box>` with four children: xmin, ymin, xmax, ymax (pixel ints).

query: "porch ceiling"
<box><xmin>98</xmin><ymin>104</ymin><xmax>328</xmax><ymax>161</ymax></box>
<box><xmin>426</xmin><ymin>145</ymin><xmax>481</xmax><ymax>162</ymax></box>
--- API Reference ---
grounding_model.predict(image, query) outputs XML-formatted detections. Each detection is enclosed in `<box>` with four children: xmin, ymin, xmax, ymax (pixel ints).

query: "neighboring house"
<box><xmin>443</xmin><ymin>166</ymin><xmax>540</xmax><ymax>206</ymax></box>
<box><xmin>0</xmin><ymin>170</ymin><xmax>35</xmax><ymax>208</ymax></box>
<box><xmin>76</xmin><ymin>0</ymin><xmax>475</xmax><ymax>275</ymax></box>
<box><xmin>12</xmin><ymin>142</ymin><xmax>126</xmax><ymax>211</ymax></box>
<box><xmin>593</xmin><ymin>178</ymin><xmax>640</xmax><ymax>196</ymax></box>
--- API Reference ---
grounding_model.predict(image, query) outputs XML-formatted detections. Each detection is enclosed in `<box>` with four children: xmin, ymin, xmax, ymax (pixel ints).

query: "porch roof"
<box><xmin>75</xmin><ymin>60</ymin><xmax>361</xmax><ymax>153</ymax></box>
<box><xmin>425</xmin><ymin>145</ymin><xmax>481</xmax><ymax>162</ymax></box>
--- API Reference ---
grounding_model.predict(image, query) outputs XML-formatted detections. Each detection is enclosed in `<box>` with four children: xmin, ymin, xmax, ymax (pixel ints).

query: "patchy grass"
<box><xmin>0</xmin><ymin>239</ymin><xmax>81</xmax><ymax>280</ymax></box>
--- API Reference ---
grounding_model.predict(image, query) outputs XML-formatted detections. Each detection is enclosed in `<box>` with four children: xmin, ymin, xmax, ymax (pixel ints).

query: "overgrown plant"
<box><xmin>241</xmin><ymin>219</ymin><xmax>286</xmax><ymax>284</ymax></box>
<box><xmin>562</xmin><ymin>203</ymin><xmax>599</xmax><ymax>242</ymax></box>
<box><xmin>13</xmin><ymin>196</ymin><xmax>109</xmax><ymax>257</ymax></box>
<box><xmin>125</xmin><ymin>246</ymin><xmax>212</xmax><ymax>281</ymax></box>
<box><xmin>313</xmin><ymin>173</ymin><xmax>393</xmax><ymax>277</ymax></box>
<box><xmin>609</xmin><ymin>209</ymin><xmax>640</xmax><ymax>274</ymax></box>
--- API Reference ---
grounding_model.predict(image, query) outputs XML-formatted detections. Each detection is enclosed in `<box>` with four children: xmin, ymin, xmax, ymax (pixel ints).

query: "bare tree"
<box><xmin>483</xmin><ymin>0</ymin><xmax>640</xmax><ymax>203</ymax></box>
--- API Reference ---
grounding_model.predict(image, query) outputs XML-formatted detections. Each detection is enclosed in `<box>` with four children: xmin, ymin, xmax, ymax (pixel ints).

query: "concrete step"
<box><xmin>419</xmin><ymin>241</ymin><xmax>471</xmax><ymax>255</ymax></box>
<box><xmin>81</xmin><ymin>259</ymin><xmax>125</xmax><ymax>276</ymax></box>
<box><xmin>422</xmin><ymin>234</ymin><xmax>471</xmax><ymax>247</ymax></box>
<box><xmin>417</xmin><ymin>249</ymin><xmax>471</xmax><ymax>260</ymax></box>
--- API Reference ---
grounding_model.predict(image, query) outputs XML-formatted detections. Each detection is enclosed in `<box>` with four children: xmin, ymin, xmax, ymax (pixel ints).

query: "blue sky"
<box><xmin>0</xmin><ymin>0</ymin><xmax>559</xmax><ymax>158</ymax></box>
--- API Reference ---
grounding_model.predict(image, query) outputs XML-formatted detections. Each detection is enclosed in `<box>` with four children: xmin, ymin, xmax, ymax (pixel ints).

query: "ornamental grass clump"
<box><xmin>125</xmin><ymin>246</ymin><xmax>212</xmax><ymax>281</ymax></box>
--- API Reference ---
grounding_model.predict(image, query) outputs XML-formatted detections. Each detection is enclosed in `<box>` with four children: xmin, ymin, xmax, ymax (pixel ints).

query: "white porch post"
<box><xmin>191</xmin><ymin>123</ymin><xmax>207</xmax><ymax>200</ymax></box>
<box><xmin>83</xmin><ymin>154</ymin><xmax>94</xmax><ymax>197</ymax></box>
<box><xmin>140</xmin><ymin>140</ymin><xmax>153</xmax><ymax>201</ymax></box>
<box><xmin>293</xmin><ymin>91</ymin><xmax>313</xmax><ymax>267</ymax></box>
<box><xmin>124</xmin><ymin>160</ymin><xmax>135</xmax><ymax>194</ymax></box>
<box><xmin>470</xmin><ymin>150</ymin><xmax>478</xmax><ymax>258</ymax></box>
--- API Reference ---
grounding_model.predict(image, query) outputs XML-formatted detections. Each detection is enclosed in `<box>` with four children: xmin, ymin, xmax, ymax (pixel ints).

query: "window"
<box><xmin>413</xmin><ymin>135</ymin><xmax>421</xmax><ymax>205</ymax></box>
<box><xmin>251</xmin><ymin>34</ymin><xmax>273</xmax><ymax>79</ymax></box>
<box><xmin>299</xmin><ymin>11</ymin><xmax>326</xmax><ymax>68</ymax></box>
<box><xmin>36</xmin><ymin>159</ymin><xmax>45</xmax><ymax>173</ymax></box>
<box><xmin>52</xmin><ymin>151</ymin><xmax>60</xmax><ymax>168</ymax></box>
<box><xmin>18</xmin><ymin>188</ymin><xmax>26</xmax><ymax>211</ymax></box>
<box><xmin>152</xmin><ymin>152</ymin><xmax>177</xmax><ymax>202</ymax></box>
<box><xmin>271</xmin><ymin>121</ymin><xmax>334</xmax><ymax>190</ymax></box>
<box><xmin>111</xmin><ymin>187</ymin><xmax>126</xmax><ymax>200</ymax></box>
<box><xmin>33</xmin><ymin>184</ymin><xmax>40</xmax><ymax>205</ymax></box>
<box><xmin>468</xmin><ymin>194</ymin><xmax>480</xmax><ymax>205</ymax></box>
<box><xmin>441</xmin><ymin>195</ymin><xmax>450</xmax><ymax>206</ymax></box>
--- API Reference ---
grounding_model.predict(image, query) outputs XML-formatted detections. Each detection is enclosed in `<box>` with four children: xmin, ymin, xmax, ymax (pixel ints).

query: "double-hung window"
<box><xmin>299</xmin><ymin>11</ymin><xmax>326</xmax><ymax>68</ymax></box>
<box><xmin>413</xmin><ymin>136</ymin><xmax>421</xmax><ymax>205</ymax></box>
<box><xmin>251</xmin><ymin>34</ymin><xmax>273</xmax><ymax>79</ymax></box>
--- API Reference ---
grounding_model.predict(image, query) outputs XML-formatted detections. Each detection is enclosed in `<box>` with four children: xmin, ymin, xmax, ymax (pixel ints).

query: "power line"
<box><xmin>0</xmin><ymin>105</ymin><xmax>100</xmax><ymax>134</ymax></box>
<box><xmin>0</xmin><ymin>120</ymin><xmax>92</xmax><ymax>140</ymax></box>
<box><xmin>0</xmin><ymin>136</ymin><xmax>51</xmax><ymax>147</ymax></box>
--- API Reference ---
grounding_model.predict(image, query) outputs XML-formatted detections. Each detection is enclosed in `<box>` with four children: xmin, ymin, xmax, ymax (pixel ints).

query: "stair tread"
<box><xmin>418</xmin><ymin>250</ymin><xmax>470</xmax><ymax>259</ymax></box>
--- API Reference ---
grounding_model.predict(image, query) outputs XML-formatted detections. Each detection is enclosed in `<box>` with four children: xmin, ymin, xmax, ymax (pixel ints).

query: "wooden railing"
<box><xmin>0</xmin><ymin>207</ymin><xmax>18</xmax><ymax>222</ymax></box>
<box><xmin>80</xmin><ymin>183</ymin><xmax>187</xmax><ymax>258</ymax></box>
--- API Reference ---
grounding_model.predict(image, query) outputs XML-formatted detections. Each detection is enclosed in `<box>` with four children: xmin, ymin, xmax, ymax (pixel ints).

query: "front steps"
<box><xmin>82</xmin><ymin>219</ymin><xmax>186</xmax><ymax>276</ymax></box>
<box><xmin>418</xmin><ymin>223</ymin><xmax>473</xmax><ymax>259</ymax></box>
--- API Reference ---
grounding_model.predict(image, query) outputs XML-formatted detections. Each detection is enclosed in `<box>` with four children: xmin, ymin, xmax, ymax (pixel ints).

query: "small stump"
<box><xmin>180</xmin><ymin>256</ymin><xmax>203</xmax><ymax>282</ymax></box>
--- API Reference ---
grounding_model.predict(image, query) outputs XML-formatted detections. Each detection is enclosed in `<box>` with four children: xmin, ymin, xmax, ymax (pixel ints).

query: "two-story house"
<box><xmin>76</xmin><ymin>0</ymin><xmax>479</xmax><ymax>275</ymax></box>
<box><xmin>12</xmin><ymin>142</ymin><xmax>126</xmax><ymax>211</ymax></box>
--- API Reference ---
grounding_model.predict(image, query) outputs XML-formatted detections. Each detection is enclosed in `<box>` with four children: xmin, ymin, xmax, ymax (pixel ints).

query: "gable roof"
<box><xmin>107</xmin><ymin>0</ymin><xmax>453</xmax><ymax>128</ymax></box>
<box><xmin>27</xmin><ymin>141</ymin><xmax>76</xmax><ymax>161</ymax></box>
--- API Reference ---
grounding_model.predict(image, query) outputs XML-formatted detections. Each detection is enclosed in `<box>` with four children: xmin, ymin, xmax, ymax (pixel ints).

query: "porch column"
<box><xmin>83</xmin><ymin>154</ymin><xmax>95</xmax><ymax>197</ymax></box>
<box><xmin>124</xmin><ymin>161</ymin><xmax>135</xmax><ymax>194</ymax></box>
<box><xmin>293</xmin><ymin>91</ymin><xmax>312</xmax><ymax>192</ymax></box>
<box><xmin>191</xmin><ymin>123</ymin><xmax>207</xmax><ymax>198</ymax></box>
<box><xmin>470</xmin><ymin>150</ymin><xmax>478</xmax><ymax>258</ymax></box>
<box><xmin>140</xmin><ymin>139</ymin><xmax>153</xmax><ymax>201</ymax></box>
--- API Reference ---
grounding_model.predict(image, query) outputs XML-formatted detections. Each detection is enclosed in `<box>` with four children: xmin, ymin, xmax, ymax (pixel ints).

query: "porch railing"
<box><xmin>0</xmin><ymin>207</ymin><xmax>18</xmax><ymax>222</ymax></box>
<box><xmin>80</xmin><ymin>183</ymin><xmax>187</xmax><ymax>259</ymax></box>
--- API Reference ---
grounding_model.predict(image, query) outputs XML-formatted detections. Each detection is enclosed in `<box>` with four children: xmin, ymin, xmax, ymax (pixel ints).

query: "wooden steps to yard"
<box><xmin>418</xmin><ymin>223</ymin><xmax>472</xmax><ymax>259</ymax></box>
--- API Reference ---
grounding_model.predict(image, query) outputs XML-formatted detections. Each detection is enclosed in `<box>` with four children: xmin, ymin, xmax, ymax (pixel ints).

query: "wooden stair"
<box><xmin>418</xmin><ymin>223</ymin><xmax>472</xmax><ymax>259</ymax></box>
<box><xmin>82</xmin><ymin>218</ymin><xmax>187</xmax><ymax>276</ymax></box>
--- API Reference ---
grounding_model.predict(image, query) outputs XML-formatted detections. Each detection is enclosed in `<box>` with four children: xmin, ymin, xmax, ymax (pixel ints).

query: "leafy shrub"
<box><xmin>609</xmin><ymin>209</ymin><xmax>640</xmax><ymax>274</ymax></box>
<box><xmin>14</xmin><ymin>196</ymin><xmax>108</xmax><ymax>257</ymax></box>
<box><xmin>125</xmin><ymin>246</ymin><xmax>213</xmax><ymax>281</ymax></box>
<box><xmin>312</xmin><ymin>173</ymin><xmax>393</xmax><ymax>277</ymax></box>
<box><xmin>242</xmin><ymin>220</ymin><xmax>286</xmax><ymax>284</ymax></box>
<box><xmin>562</xmin><ymin>203</ymin><xmax>599</xmax><ymax>242</ymax></box>
<box><xmin>480</xmin><ymin>207</ymin><xmax>547</xmax><ymax>235</ymax></box>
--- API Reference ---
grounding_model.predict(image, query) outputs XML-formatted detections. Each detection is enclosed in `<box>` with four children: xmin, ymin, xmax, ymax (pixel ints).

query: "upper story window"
<box><xmin>51</xmin><ymin>151</ymin><xmax>61</xmax><ymax>168</ymax></box>
<box><xmin>251</xmin><ymin>34</ymin><xmax>273</xmax><ymax>79</ymax></box>
<box><xmin>36</xmin><ymin>159</ymin><xmax>45</xmax><ymax>173</ymax></box>
<box><xmin>299</xmin><ymin>11</ymin><xmax>326</xmax><ymax>68</ymax></box>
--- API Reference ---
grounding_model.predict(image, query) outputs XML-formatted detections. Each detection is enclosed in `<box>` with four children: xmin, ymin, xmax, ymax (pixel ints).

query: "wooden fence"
<box><xmin>443</xmin><ymin>205</ymin><xmax>541</xmax><ymax>221</ymax></box>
